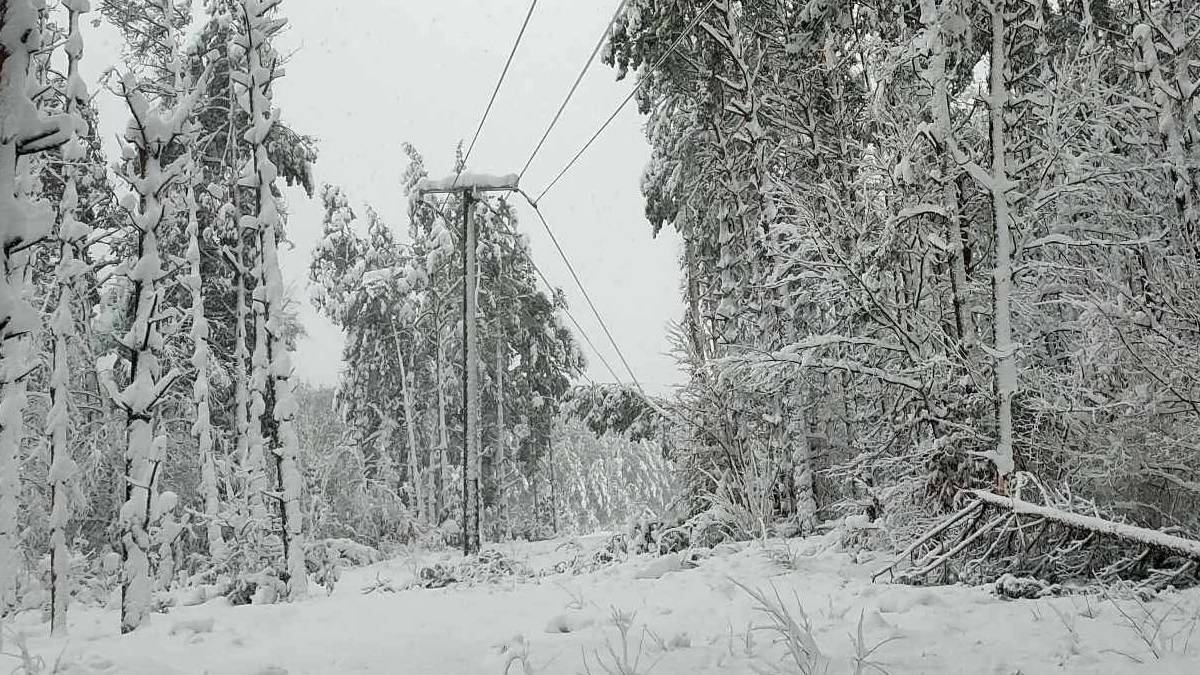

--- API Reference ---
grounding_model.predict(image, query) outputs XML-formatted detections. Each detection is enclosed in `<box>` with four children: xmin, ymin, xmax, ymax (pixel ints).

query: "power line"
<box><xmin>434</xmin><ymin>0</ymin><xmax>540</xmax><ymax>239</ymax></box>
<box><xmin>518</xmin><ymin>190</ymin><xmax>646</xmax><ymax>394</ymax></box>
<box><xmin>518</xmin><ymin>0</ymin><xmax>629</xmax><ymax>181</ymax></box>
<box><xmin>531</xmin><ymin>0</ymin><xmax>716</xmax><ymax>205</ymax></box>
<box><xmin>453</xmin><ymin>193</ymin><xmax>701</xmax><ymax>442</ymax></box>
<box><xmin>500</xmin><ymin>200</ymin><xmax>715</xmax><ymax>443</ymax></box>
<box><xmin>518</xmin><ymin>203</ymin><xmax>697</xmax><ymax>439</ymax></box>
<box><xmin>531</xmin><ymin>258</ymin><xmax>625</xmax><ymax>387</ymax></box>
<box><xmin>461</xmin><ymin>0</ymin><xmax>540</xmax><ymax>170</ymax></box>
<box><xmin>482</xmin><ymin>201</ymin><xmax>626</xmax><ymax>386</ymax></box>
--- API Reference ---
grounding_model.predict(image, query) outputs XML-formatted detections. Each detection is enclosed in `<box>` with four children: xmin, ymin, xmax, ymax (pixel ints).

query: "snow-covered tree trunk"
<box><xmin>986</xmin><ymin>2</ymin><xmax>1017</xmax><ymax>482</ymax></box>
<box><xmin>164</xmin><ymin>0</ymin><xmax>226</xmax><ymax>565</ymax></box>
<box><xmin>152</xmin><ymin>491</ymin><xmax>181</xmax><ymax>590</ymax></box>
<box><xmin>922</xmin><ymin>0</ymin><xmax>977</xmax><ymax>355</ymax></box>
<box><xmin>495</xmin><ymin>333</ymin><xmax>508</xmax><ymax>539</ymax></box>
<box><xmin>225</xmin><ymin>47</ymin><xmax>267</xmax><ymax>537</ymax></box>
<box><xmin>1</xmin><ymin>0</ymin><xmax>71</xmax><ymax>617</ymax></box>
<box><xmin>236</xmin><ymin>0</ymin><xmax>307</xmax><ymax>598</ymax></box>
<box><xmin>683</xmin><ymin>237</ymin><xmax>707</xmax><ymax>363</ymax></box>
<box><xmin>435</xmin><ymin>285</ymin><xmax>450</xmax><ymax>522</ymax></box>
<box><xmin>397</xmin><ymin>343</ymin><xmax>424</xmax><ymax>524</ymax></box>
<box><xmin>248</xmin><ymin>233</ymin><xmax>271</xmax><ymax>536</ymax></box>
<box><xmin>548</xmin><ymin>439</ymin><xmax>558</xmax><ymax>535</ymax></box>
<box><xmin>111</xmin><ymin>204</ymin><xmax>158</xmax><ymax>633</ymax></box>
<box><xmin>187</xmin><ymin>157</ymin><xmax>225</xmax><ymax>560</ymax></box>
<box><xmin>45</xmin><ymin>0</ymin><xmax>90</xmax><ymax>635</ymax></box>
<box><xmin>1132</xmin><ymin>14</ymin><xmax>1200</xmax><ymax>260</ymax></box>
<box><xmin>238</xmin><ymin>239</ymin><xmax>268</xmax><ymax>527</ymax></box>
<box><xmin>46</xmin><ymin>277</ymin><xmax>75</xmax><ymax>633</ymax></box>
<box><xmin>259</xmin><ymin>223</ymin><xmax>306</xmax><ymax>598</ymax></box>
<box><xmin>789</xmin><ymin>408</ymin><xmax>818</xmax><ymax>526</ymax></box>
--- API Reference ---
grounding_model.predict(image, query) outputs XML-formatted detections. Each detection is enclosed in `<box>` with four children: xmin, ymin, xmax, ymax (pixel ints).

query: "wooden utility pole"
<box><xmin>418</xmin><ymin>173</ymin><xmax>519</xmax><ymax>555</ymax></box>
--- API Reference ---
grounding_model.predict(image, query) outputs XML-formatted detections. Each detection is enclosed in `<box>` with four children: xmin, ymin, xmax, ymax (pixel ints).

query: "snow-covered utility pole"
<box><xmin>418</xmin><ymin>173</ymin><xmax>519</xmax><ymax>555</ymax></box>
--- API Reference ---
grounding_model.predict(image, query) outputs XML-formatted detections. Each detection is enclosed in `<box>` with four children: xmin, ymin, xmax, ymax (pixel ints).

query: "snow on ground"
<box><xmin>10</xmin><ymin>532</ymin><xmax>1200</xmax><ymax>674</ymax></box>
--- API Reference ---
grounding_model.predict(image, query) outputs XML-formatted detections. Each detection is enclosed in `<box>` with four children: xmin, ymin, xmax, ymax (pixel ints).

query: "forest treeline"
<box><xmin>601</xmin><ymin>0</ymin><xmax>1200</xmax><ymax>560</ymax></box>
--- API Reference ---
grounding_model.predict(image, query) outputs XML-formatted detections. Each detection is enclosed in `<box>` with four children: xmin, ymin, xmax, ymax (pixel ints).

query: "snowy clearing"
<box><xmin>12</xmin><ymin>532</ymin><xmax>1200</xmax><ymax>675</ymax></box>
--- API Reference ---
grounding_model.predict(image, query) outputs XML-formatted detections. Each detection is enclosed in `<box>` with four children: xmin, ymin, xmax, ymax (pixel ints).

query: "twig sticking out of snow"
<box><xmin>579</xmin><ymin>607</ymin><xmax>662</xmax><ymax>675</ymax></box>
<box><xmin>731</xmin><ymin>578</ymin><xmax>830</xmax><ymax>674</ymax></box>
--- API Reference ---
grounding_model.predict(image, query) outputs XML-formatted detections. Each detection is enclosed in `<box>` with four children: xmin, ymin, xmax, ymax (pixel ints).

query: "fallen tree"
<box><xmin>873</xmin><ymin>484</ymin><xmax>1200</xmax><ymax>593</ymax></box>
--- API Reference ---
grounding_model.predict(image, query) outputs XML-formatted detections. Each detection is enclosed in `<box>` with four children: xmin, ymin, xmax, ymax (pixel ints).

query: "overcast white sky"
<box><xmin>83</xmin><ymin>0</ymin><xmax>686</xmax><ymax>394</ymax></box>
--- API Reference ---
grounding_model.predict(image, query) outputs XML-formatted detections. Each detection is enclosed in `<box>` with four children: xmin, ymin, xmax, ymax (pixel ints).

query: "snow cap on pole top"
<box><xmin>417</xmin><ymin>173</ymin><xmax>520</xmax><ymax>195</ymax></box>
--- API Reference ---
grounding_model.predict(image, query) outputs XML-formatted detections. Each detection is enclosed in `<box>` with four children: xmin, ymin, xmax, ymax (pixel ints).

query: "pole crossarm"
<box><xmin>417</xmin><ymin>173</ymin><xmax>520</xmax><ymax>196</ymax></box>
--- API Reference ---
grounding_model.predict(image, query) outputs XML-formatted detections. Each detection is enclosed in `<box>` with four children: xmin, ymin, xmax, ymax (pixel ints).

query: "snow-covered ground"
<box><xmin>10</xmin><ymin>532</ymin><xmax>1200</xmax><ymax>674</ymax></box>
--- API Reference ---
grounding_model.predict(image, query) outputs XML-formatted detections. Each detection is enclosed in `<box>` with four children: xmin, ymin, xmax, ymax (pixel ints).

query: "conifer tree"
<box><xmin>44</xmin><ymin>0</ymin><xmax>92</xmax><ymax>635</ymax></box>
<box><xmin>0</xmin><ymin>0</ymin><xmax>73</xmax><ymax>616</ymax></box>
<box><xmin>233</xmin><ymin>0</ymin><xmax>307</xmax><ymax>598</ymax></box>
<box><xmin>168</xmin><ymin>0</ymin><xmax>227</xmax><ymax>563</ymax></box>
<box><xmin>105</xmin><ymin>2</ymin><xmax>207</xmax><ymax>627</ymax></box>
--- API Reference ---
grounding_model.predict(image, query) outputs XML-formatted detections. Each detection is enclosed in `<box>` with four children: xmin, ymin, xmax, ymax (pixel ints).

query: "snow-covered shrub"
<box><xmin>686</xmin><ymin>509</ymin><xmax>738</xmax><ymax>550</ymax></box>
<box><xmin>318</xmin><ymin>538</ymin><xmax>382</xmax><ymax>568</ymax></box>
<box><xmin>994</xmin><ymin>574</ymin><xmax>1050</xmax><ymax>600</ymax></box>
<box><xmin>839</xmin><ymin>515</ymin><xmax>889</xmax><ymax>554</ymax></box>
<box><xmin>456</xmin><ymin>548</ymin><xmax>531</xmax><ymax>585</ymax></box>
<box><xmin>551</xmin><ymin>534</ymin><xmax>631</xmax><ymax>575</ymax></box>
<box><xmin>417</xmin><ymin>547</ymin><xmax>530</xmax><ymax>589</ymax></box>
<box><xmin>73</xmin><ymin>548</ymin><xmax>121</xmax><ymax>610</ymax></box>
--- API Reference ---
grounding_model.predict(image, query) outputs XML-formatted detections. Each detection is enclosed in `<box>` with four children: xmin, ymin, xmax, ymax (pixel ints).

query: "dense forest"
<box><xmin>606</xmin><ymin>0</ymin><xmax>1200</xmax><ymax>547</ymax></box>
<box><xmin>3</xmin><ymin>1</ymin><xmax>1200</xmax><ymax>671</ymax></box>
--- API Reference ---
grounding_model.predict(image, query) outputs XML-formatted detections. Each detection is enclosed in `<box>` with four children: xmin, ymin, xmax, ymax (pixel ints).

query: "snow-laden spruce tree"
<box><xmin>400</xmin><ymin>145</ymin><xmax>456</xmax><ymax>522</ymax></box>
<box><xmin>170</xmin><ymin>1</ymin><xmax>319</xmax><ymax>566</ymax></box>
<box><xmin>186</xmin><ymin>139</ymin><xmax>226</xmax><ymax>561</ymax></box>
<box><xmin>312</xmin><ymin>193</ymin><xmax>430</xmax><ymax>529</ymax></box>
<box><xmin>106</xmin><ymin>45</ymin><xmax>207</xmax><ymax>634</ymax></box>
<box><xmin>232</xmin><ymin>0</ymin><xmax>307</xmax><ymax>599</ymax></box>
<box><xmin>155</xmin><ymin>0</ymin><xmax>228</xmax><ymax>564</ymax></box>
<box><xmin>0</xmin><ymin>0</ymin><xmax>73</xmax><ymax>616</ymax></box>
<box><xmin>45</xmin><ymin>0</ymin><xmax>92</xmax><ymax>636</ymax></box>
<box><xmin>606</xmin><ymin>0</ymin><xmax>824</xmax><ymax>531</ymax></box>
